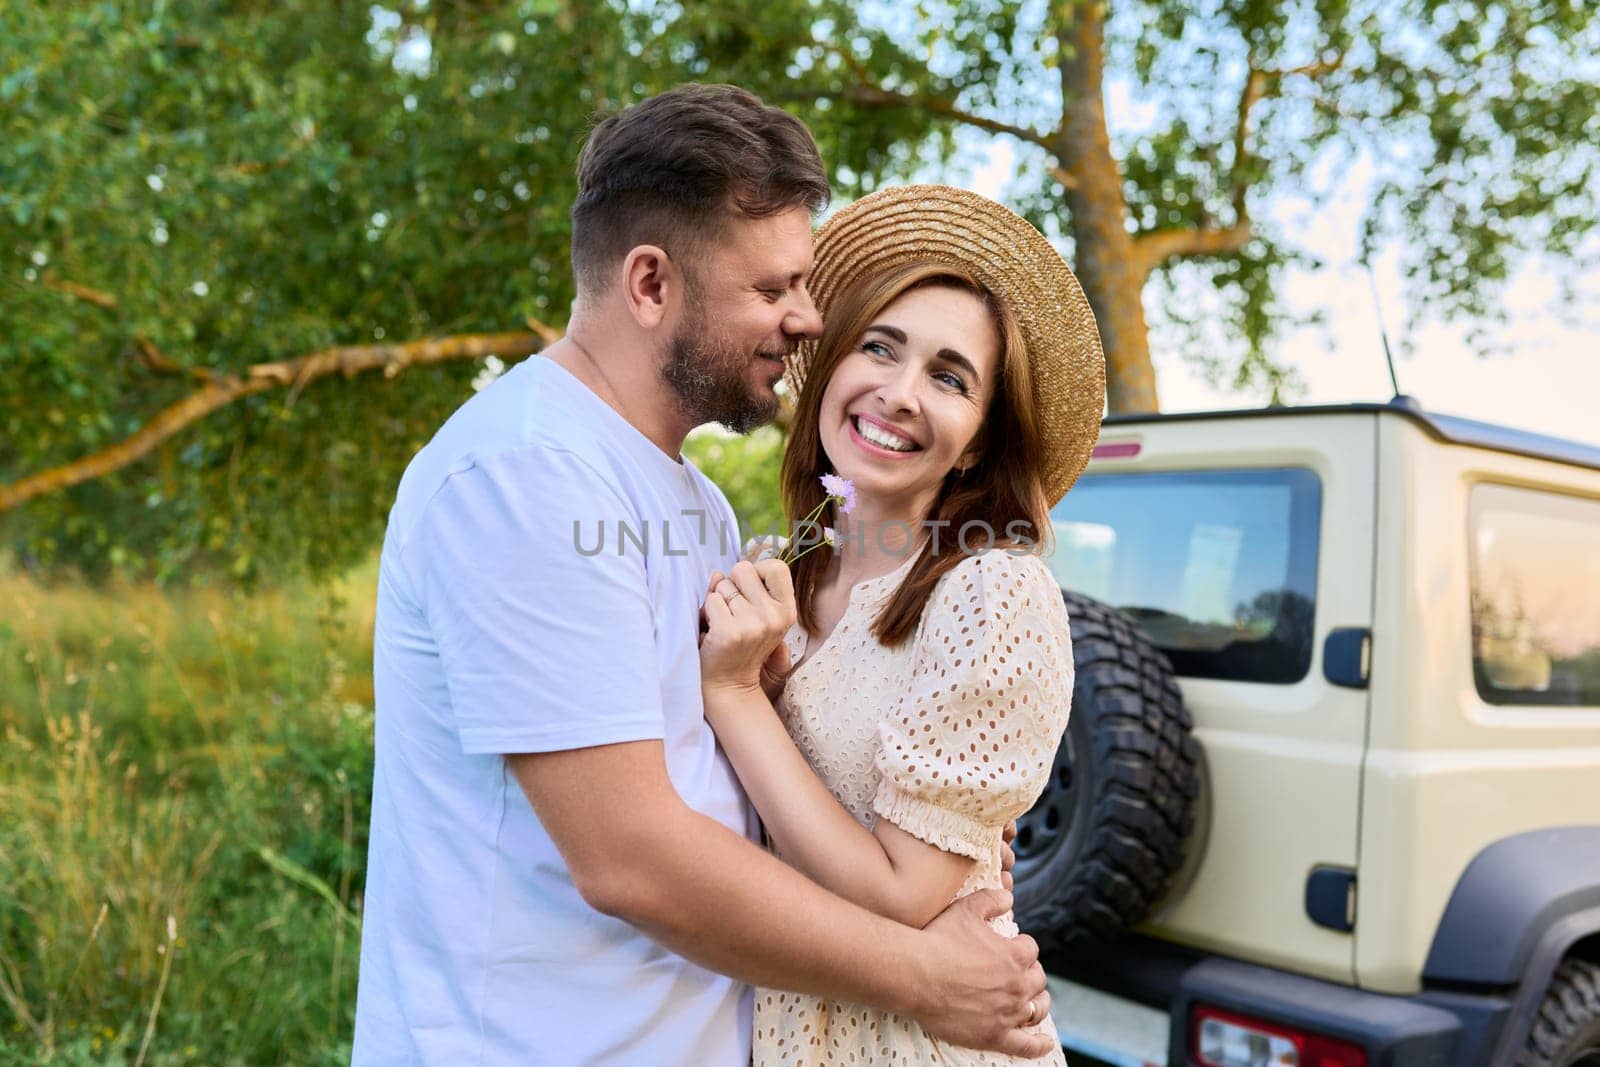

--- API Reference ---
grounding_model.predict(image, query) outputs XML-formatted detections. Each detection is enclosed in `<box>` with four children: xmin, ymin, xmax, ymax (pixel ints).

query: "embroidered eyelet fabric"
<box><xmin>754</xmin><ymin>549</ymin><xmax>1074</xmax><ymax>1066</ymax></box>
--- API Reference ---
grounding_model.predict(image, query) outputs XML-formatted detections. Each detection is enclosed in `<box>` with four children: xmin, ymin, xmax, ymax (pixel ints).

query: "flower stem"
<box><xmin>778</xmin><ymin>497</ymin><xmax>836</xmax><ymax>564</ymax></box>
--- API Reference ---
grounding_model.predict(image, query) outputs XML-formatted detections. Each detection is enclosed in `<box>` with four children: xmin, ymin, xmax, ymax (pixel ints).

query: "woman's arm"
<box><xmin>703</xmin><ymin>682</ymin><xmax>976</xmax><ymax>929</ymax></box>
<box><xmin>699</xmin><ymin>560</ymin><xmax>979</xmax><ymax>928</ymax></box>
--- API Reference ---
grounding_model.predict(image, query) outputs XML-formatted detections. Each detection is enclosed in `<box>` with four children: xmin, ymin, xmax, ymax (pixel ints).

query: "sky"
<box><xmin>954</xmin><ymin>135</ymin><xmax>1600</xmax><ymax>448</ymax></box>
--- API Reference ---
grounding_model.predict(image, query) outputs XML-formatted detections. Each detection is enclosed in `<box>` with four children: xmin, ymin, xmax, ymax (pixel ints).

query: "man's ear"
<box><xmin>620</xmin><ymin>245</ymin><xmax>679</xmax><ymax>329</ymax></box>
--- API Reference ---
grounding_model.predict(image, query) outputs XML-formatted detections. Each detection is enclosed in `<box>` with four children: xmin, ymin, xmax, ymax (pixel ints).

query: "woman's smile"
<box><xmin>848</xmin><ymin>414</ymin><xmax>923</xmax><ymax>455</ymax></box>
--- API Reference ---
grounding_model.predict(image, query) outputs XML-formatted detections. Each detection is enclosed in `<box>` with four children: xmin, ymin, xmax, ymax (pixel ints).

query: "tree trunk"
<box><xmin>1055</xmin><ymin>3</ymin><xmax>1160</xmax><ymax>414</ymax></box>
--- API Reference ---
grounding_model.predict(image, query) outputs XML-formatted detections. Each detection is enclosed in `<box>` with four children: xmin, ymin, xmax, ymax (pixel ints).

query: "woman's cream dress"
<box><xmin>754</xmin><ymin>548</ymin><xmax>1074</xmax><ymax>1066</ymax></box>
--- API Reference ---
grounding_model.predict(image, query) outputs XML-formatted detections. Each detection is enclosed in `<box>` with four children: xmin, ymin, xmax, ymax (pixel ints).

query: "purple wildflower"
<box><xmin>820</xmin><ymin>473</ymin><xmax>857</xmax><ymax>515</ymax></box>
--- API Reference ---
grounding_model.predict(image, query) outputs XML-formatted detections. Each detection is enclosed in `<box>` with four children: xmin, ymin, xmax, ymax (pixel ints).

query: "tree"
<box><xmin>4</xmin><ymin>1</ymin><xmax>1596</xmax><ymax>578</ymax></box>
<box><xmin>0</xmin><ymin>2</ymin><xmax>939</xmax><ymax>578</ymax></box>
<box><xmin>2</xmin><ymin>3</ymin><xmax>591</xmax><ymax>577</ymax></box>
<box><xmin>683</xmin><ymin>0</ymin><xmax>1600</xmax><ymax>411</ymax></box>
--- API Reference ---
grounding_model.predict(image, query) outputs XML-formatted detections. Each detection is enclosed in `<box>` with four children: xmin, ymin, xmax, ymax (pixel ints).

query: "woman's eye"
<box><xmin>935</xmin><ymin>370</ymin><xmax>969</xmax><ymax>393</ymax></box>
<box><xmin>861</xmin><ymin>340</ymin><xmax>893</xmax><ymax>359</ymax></box>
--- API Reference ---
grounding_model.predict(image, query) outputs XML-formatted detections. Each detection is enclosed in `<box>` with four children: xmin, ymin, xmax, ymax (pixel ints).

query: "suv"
<box><xmin>1011</xmin><ymin>400</ymin><xmax>1600</xmax><ymax>1067</ymax></box>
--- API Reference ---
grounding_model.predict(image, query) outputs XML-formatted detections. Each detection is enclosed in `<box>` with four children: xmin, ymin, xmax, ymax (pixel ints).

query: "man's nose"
<box><xmin>785</xmin><ymin>284</ymin><xmax>824</xmax><ymax>340</ymax></box>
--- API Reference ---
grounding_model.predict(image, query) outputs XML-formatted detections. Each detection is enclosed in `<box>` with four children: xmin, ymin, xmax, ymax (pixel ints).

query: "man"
<box><xmin>352</xmin><ymin>83</ymin><xmax>1052</xmax><ymax>1064</ymax></box>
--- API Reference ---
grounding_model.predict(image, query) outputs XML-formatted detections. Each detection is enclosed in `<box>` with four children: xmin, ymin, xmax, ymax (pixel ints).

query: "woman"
<box><xmin>699</xmin><ymin>185</ymin><xmax>1106</xmax><ymax>1065</ymax></box>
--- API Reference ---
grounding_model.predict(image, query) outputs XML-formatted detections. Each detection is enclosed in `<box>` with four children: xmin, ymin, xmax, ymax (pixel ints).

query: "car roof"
<box><xmin>1100</xmin><ymin>397</ymin><xmax>1600</xmax><ymax>473</ymax></box>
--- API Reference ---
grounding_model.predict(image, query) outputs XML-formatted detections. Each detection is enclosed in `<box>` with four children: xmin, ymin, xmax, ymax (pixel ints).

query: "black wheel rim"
<box><xmin>1013</xmin><ymin>725</ymin><xmax>1077</xmax><ymax>877</ymax></box>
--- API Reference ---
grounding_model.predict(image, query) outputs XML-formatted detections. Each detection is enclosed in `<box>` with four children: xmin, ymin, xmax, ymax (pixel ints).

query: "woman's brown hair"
<box><xmin>781</xmin><ymin>260</ymin><xmax>1054</xmax><ymax>647</ymax></box>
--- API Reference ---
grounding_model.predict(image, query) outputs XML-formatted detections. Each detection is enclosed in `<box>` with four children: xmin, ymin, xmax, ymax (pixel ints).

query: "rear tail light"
<box><xmin>1191</xmin><ymin>1005</ymin><xmax>1367</xmax><ymax>1067</ymax></box>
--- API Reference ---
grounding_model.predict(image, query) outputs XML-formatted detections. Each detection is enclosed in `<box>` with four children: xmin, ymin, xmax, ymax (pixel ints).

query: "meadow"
<box><xmin>0</xmin><ymin>560</ymin><xmax>378</xmax><ymax>1064</ymax></box>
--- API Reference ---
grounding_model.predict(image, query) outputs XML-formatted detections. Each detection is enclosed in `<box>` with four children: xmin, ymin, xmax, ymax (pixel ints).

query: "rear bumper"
<box><xmin>1048</xmin><ymin>936</ymin><xmax>1514</xmax><ymax>1066</ymax></box>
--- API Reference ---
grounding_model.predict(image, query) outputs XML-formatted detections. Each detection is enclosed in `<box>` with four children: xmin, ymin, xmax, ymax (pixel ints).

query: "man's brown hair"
<box><xmin>570</xmin><ymin>84</ymin><xmax>829</xmax><ymax>292</ymax></box>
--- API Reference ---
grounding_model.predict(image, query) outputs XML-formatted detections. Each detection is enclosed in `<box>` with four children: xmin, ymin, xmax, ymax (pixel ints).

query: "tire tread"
<box><xmin>1014</xmin><ymin>591</ymin><xmax>1202</xmax><ymax>951</ymax></box>
<box><xmin>1517</xmin><ymin>958</ymin><xmax>1600</xmax><ymax>1067</ymax></box>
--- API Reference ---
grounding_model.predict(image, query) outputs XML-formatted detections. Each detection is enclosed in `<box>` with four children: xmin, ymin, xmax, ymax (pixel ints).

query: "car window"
<box><xmin>1047</xmin><ymin>469</ymin><xmax>1322</xmax><ymax>684</ymax></box>
<box><xmin>1470</xmin><ymin>484</ymin><xmax>1600</xmax><ymax>707</ymax></box>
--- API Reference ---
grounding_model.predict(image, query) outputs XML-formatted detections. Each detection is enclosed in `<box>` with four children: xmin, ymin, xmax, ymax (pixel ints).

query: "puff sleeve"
<box><xmin>871</xmin><ymin>550</ymin><xmax>1075</xmax><ymax>861</ymax></box>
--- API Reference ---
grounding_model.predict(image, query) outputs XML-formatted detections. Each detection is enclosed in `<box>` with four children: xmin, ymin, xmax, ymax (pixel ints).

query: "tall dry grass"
<box><xmin>0</xmin><ymin>561</ymin><xmax>377</xmax><ymax>1064</ymax></box>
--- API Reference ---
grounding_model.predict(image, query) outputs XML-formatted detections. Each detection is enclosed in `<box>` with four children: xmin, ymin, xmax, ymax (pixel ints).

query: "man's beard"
<box><xmin>660</xmin><ymin>311</ymin><xmax>793</xmax><ymax>434</ymax></box>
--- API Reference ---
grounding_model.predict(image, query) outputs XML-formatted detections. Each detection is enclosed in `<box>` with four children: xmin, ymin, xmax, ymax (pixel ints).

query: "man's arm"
<box><xmin>507</xmin><ymin>741</ymin><xmax>1055</xmax><ymax>1058</ymax></box>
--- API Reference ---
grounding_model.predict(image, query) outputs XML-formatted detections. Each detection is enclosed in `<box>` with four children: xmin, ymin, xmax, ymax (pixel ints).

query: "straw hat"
<box><xmin>789</xmin><ymin>184</ymin><xmax>1106</xmax><ymax>505</ymax></box>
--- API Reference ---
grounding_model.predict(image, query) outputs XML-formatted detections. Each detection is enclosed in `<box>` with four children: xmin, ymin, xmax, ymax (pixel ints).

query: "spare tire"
<box><xmin>1012</xmin><ymin>589</ymin><xmax>1201</xmax><ymax>951</ymax></box>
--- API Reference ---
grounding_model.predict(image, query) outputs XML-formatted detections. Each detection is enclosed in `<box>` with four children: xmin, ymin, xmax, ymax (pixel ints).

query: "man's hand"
<box><xmin>508</xmin><ymin>745</ymin><xmax>1039</xmax><ymax>1047</ymax></box>
<box><xmin>908</xmin><ymin>889</ymin><xmax>1054</xmax><ymax>1058</ymax></box>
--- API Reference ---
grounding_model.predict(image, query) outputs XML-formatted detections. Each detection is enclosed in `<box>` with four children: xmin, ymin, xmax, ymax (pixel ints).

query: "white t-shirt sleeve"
<box><xmin>402</xmin><ymin>444</ymin><xmax>665</xmax><ymax>755</ymax></box>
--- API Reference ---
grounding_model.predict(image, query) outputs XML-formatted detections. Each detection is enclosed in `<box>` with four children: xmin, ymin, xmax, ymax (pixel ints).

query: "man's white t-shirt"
<box><xmin>352</xmin><ymin>356</ymin><xmax>754</xmax><ymax>1065</ymax></box>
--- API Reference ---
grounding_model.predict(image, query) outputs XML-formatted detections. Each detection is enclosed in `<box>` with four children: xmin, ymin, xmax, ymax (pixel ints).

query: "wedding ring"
<box><xmin>1025</xmin><ymin>998</ymin><xmax>1038</xmax><ymax>1024</ymax></box>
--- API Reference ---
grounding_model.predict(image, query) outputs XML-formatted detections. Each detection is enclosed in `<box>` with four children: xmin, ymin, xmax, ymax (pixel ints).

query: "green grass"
<box><xmin>0</xmin><ymin>561</ymin><xmax>378</xmax><ymax>1064</ymax></box>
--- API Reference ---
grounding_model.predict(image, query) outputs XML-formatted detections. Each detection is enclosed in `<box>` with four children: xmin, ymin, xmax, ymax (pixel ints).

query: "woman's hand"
<box><xmin>758</xmin><ymin>640</ymin><xmax>793</xmax><ymax>703</ymax></box>
<box><xmin>699</xmin><ymin>559</ymin><xmax>797</xmax><ymax>699</ymax></box>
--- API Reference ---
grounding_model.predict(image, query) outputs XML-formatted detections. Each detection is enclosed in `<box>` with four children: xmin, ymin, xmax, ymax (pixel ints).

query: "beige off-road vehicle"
<box><xmin>1011</xmin><ymin>400</ymin><xmax>1600</xmax><ymax>1067</ymax></box>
